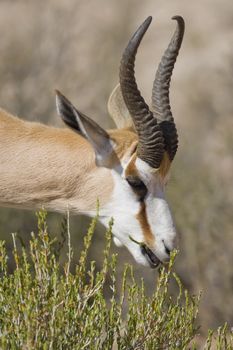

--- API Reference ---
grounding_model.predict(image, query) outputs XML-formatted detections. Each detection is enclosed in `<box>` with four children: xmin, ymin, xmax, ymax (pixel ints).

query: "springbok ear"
<box><xmin>56</xmin><ymin>90</ymin><xmax>114</xmax><ymax>168</ymax></box>
<box><xmin>107</xmin><ymin>84</ymin><xmax>133</xmax><ymax>129</ymax></box>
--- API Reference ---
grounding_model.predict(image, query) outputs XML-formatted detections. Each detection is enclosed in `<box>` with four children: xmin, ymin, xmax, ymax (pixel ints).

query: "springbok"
<box><xmin>0</xmin><ymin>16</ymin><xmax>184</xmax><ymax>268</ymax></box>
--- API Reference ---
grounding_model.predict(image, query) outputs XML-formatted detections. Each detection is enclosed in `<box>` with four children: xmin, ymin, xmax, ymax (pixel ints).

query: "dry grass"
<box><xmin>0</xmin><ymin>211</ymin><xmax>232</xmax><ymax>349</ymax></box>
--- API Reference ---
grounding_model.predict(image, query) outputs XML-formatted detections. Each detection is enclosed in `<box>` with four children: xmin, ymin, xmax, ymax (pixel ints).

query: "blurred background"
<box><xmin>0</xmin><ymin>0</ymin><xmax>232</xmax><ymax>341</ymax></box>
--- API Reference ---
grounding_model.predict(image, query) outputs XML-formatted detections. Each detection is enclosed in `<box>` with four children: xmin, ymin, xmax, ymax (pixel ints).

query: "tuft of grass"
<box><xmin>0</xmin><ymin>210</ymin><xmax>232</xmax><ymax>349</ymax></box>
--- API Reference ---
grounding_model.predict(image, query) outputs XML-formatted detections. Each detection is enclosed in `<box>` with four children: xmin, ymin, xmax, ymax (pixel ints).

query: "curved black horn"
<box><xmin>120</xmin><ymin>16</ymin><xmax>164</xmax><ymax>169</ymax></box>
<box><xmin>152</xmin><ymin>16</ymin><xmax>185</xmax><ymax>161</ymax></box>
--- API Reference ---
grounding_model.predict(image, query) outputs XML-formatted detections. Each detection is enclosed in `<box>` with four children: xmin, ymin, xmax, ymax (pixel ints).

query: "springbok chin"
<box><xmin>0</xmin><ymin>16</ymin><xmax>185</xmax><ymax>268</ymax></box>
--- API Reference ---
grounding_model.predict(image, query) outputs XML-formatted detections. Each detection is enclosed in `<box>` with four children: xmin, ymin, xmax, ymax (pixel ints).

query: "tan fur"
<box><xmin>159</xmin><ymin>152</ymin><xmax>171</xmax><ymax>178</ymax></box>
<box><xmin>108</xmin><ymin>129</ymin><xmax>138</xmax><ymax>159</ymax></box>
<box><xmin>124</xmin><ymin>153</ymin><xmax>138</xmax><ymax>177</ymax></box>
<box><xmin>0</xmin><ymin>109</ymin><xmax>139</xmax><ymax>214</ymax></box>
<box><xmin>0</xmin><ymin>107</ymin><xmax>171</xmax><ymax>244</ymax></box>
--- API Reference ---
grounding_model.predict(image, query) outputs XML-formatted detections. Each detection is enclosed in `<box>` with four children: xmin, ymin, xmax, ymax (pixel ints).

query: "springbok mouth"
<box><xmin>129</xmin><ymin>235</ymin><xmax>161</xmax><ymax>269</ymax></box>
<box><xmin>140</xmin><ymin>245</ymin><xmax>161</xmax><ymax>269</ymax></box>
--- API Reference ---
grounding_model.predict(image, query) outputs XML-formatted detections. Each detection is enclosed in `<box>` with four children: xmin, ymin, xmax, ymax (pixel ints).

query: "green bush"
<box><xmin>0</xmin><ymin>211</ymin><xmax>232</xmax><ymax>349</ymax></box>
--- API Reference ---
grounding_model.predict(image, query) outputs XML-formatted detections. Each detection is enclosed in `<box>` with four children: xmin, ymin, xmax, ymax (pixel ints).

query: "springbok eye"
<box><xmin>126</xmin><ymin>176</ymin><xmax>147</xmax><ymax>201</ymax></box>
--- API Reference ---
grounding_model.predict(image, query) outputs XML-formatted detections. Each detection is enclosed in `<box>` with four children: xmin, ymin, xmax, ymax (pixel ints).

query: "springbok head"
<box><xmin>56</xmin><ymin>16</ymin><xmax>185</xmax><ymax>268</ymax></box>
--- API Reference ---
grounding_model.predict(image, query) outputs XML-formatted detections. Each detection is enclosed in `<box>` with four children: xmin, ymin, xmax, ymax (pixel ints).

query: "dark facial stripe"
<box><xmin>136</xmin><ymin>202</ymin><xmax>154</xmax><ymax>246</ymax></box>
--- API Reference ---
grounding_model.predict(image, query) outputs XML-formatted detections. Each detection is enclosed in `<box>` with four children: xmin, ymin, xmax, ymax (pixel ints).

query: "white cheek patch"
<box><xmin>146</xmin><ymin>196</ymin><xmax>175</xmax><ymax>235</ymax></box>
<box><xmin>135</xmin><ymin>156</ymin><xmax>177</xmax><ymax>259</ymax></box>
<box><xmin>100</xmin><ymin>169</ymin><xmax>141</xmax><ymax>239</ymax></box>
<box><xmin>99</xmin><ymin>164</ymin><xmax>151</xmax><ymax>262</ymax></box>
<box><xmin>99</xmin><ymin>155</ymin><xmax>176</xmax><ymax>266</ymax></box>
<box><xmin>101</xmin><ymin>170</ymin><xmax>139</xmax><ymax>216</ymax></box>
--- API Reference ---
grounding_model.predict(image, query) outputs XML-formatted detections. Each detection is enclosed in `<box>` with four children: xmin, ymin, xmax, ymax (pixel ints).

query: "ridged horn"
<box><xmin>119</xmin><ymin>16</ymin><xmax>164</xmax><ymax>169</ymax></box>
<box><xmin>152</xmin><ymin>16</ymin><xmax>185</xmax><ymax>161</ymax></box>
